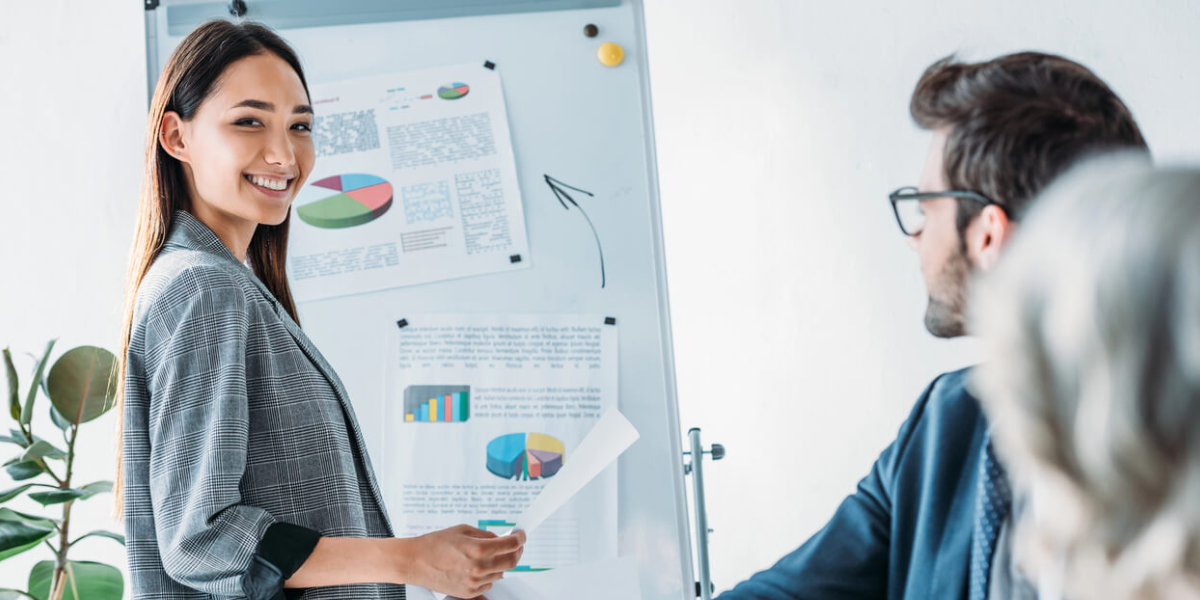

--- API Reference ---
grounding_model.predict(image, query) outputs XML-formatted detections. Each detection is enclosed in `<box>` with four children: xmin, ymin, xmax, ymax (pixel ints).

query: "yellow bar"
<box><xmin>429</xmin><ymin>398</ymin><xmax>438</xmax><ymax>422</ymax></box>
<box><xmin>405</xmin><ymin>413</ymin><xmax>414</xmax><ymax>422</ymax></box>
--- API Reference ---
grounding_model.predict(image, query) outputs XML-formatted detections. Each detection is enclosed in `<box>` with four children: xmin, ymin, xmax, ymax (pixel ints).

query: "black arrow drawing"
<box><xmin>544</xmin><ymin>174</ymin><xmax>606</xmax><ymax>288</ymax></box>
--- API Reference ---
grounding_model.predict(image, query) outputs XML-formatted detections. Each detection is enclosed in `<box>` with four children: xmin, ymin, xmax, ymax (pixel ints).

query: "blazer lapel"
<box><xmin>266</xmin><ymin>300</ymin><xmax>395</xmax><ymax>536</ymax></box>
<box><xmin>165</xmin><ymin>210</ymin><xmax>395</xmax><ymax>534</ymax></box>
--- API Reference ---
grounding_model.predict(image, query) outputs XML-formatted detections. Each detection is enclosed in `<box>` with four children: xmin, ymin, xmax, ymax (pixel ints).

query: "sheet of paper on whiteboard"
<box><xmin>287</xmin><ymin>63</ymin><xmax>530</xmax><ymax>301</ymax></box>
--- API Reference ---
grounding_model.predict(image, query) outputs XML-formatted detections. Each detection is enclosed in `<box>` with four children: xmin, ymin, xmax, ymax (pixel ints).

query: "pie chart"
<box><xmin>486</xmin><ymin>433</ymin><xmax>565</xmax><ymax>481</ymax></box>
<box><xmin>295</xmin><ymin>173</ymin><xmax>393</xmax><ymax>229</ymax></box>
<box><xmin>438</xmin><ymin>82</ymin><xmax>470</xmax><ymax>100</ymax></box>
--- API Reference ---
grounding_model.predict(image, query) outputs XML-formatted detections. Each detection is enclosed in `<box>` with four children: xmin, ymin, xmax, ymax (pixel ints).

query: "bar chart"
<box><xmin>403</xmin><ymin>385</ymin><xmax>470</xmax><ymax>422</ymax></box>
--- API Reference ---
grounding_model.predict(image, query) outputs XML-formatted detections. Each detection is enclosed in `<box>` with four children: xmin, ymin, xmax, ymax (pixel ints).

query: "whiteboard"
<box><xmin>144</xmin><ymin>1</ymin><xmax>694</xmax><ymax>598</ymax></box>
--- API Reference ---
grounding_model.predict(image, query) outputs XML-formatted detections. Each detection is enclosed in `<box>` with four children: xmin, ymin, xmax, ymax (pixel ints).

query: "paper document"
<box><xmin>513</xmin><ymin>408</ymin><xmax>639</xmax><ymax>534</ymax></box>
<box><xmin>410</xmin><ymin>557</ymin><xmax>642</xmax><ymax>600</ymax></box>
<box><xmin>383</xmin><ymin>314</ymin><xmax>621</xmax><ymax>577</ymax></box>
<box><xmin>288</xmin><ymin>63</ymin><xmax>530</xmax><ymax>301</ymax></box>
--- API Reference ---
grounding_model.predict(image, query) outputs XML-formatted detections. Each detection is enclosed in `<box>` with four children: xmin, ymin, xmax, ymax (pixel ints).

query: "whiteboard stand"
<box><xmin>684</xmin><ymin>428</ymin><xmax>724</xmax><ymax>600</ymax></box>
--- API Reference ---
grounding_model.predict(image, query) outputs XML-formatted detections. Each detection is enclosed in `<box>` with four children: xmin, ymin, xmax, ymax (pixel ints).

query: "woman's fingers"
<box><xmin>473</xmin><ymin>530</ymin><xmax>525</xmax><ymax>553</ymax></box>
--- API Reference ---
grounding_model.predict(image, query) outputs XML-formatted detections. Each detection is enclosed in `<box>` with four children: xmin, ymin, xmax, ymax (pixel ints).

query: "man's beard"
<box><xmin>924</xmin><ymin>244</ymin><xmax>972</xmax><ymax>338</ymax></box>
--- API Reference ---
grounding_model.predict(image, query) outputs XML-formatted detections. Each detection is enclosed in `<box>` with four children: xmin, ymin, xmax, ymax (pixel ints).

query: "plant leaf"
<box><xmin>47</xmin><ymin>405</ymin><xmax>70</xmax><ymax>432</ymax></box>
<box><xmin>69</xmin><ymin>530</ymin><xmax>124</xmax><ymax>547</ymax></box>
<box><xmin>28</xmin><ymin>490</ymin><xmax>85</xmax><ymax>506</ymax></box>
<box><xmin>0</xmin><ymin>588</ymin><xmax>39</xmax><ymax>600</ymax></box>
<box><xmin>4</xmin><ymin>460</ymin><xmax>45</xmax><ymax>481</ymax></box>
<box><xmin>0</xmin><ymin>484</ymin><xmax>46</xmax><ymax>504</ymax></box>
<box><xmin>3</xmin><ymin>349</ymin><xmax>18</xmax><ymax>422</ymax></box>
<box><xmin>77</xmin><ymin>481</ymin><xmax>112</xmax><ymax>500</ymax></box>
<box><xmin>0</xmin><ymin>515</ymin><xmax>54</xmax><ymax>562</ymax></box>
<box><xmin>0</xmin><ymin>435</ymin><xmax>24</xmax><ymax>447</ymax></box>
<box><xmin>20</xmin><ymin>442</ymin><xmax>65</xmax><ymax>462</ymax></box>
<box><xmin>20</xmin><ymin>341</ymin><xmax>56</xmax><ymax>428</ymax></box>
<box><xmin>0</xmin><ymin>509</ymin><xmax>57</xmax><ymax>528</ymax></box>
<box><xmin>7</xmin><ymin>430</ymin><xmax>28</xmax><ymax>446</ymax></box>
<box><xmin>46</xmin><ymin>346</ymin><xmax>117</xmax><ymax>426</ymax></box>
<box><xmin>28</xmin><ymin>560</ymin><xmax>123</xmax><ymax>600</ymax></box>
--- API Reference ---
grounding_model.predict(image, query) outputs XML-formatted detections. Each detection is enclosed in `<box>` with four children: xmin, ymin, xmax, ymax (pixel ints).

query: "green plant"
<box><xmin>0</xmin><ymin>341</ymin><xmax>123</xmax><ymax>600</ymax></box>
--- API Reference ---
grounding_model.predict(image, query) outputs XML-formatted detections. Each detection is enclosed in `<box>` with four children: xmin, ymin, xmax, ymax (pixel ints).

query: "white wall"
<box><xmin>0</xmin><ymin>0</ymin><xmax>146</xmax><ymax>594</ymax></box>
<box><xmin>3</xmin><ymin>0</ymin><xmax>1200</xmax><ymax>596</ymax></box>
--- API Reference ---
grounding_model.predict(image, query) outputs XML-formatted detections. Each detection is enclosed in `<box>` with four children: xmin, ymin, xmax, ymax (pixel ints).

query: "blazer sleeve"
<box><xmin>715</xmin><ymin>377</ymin><xmax>939</xmax><ymax>600</ymax></box>
<box><xmin>142</xmin><ymin>265</ymin><xmax>320</xmax><ymax>599</ymax></box>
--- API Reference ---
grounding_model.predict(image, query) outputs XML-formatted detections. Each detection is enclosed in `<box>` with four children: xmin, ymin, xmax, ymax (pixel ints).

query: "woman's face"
<box><xmin>163</xmin><ymin>53</ymin><xmax>315</xmax><ymax>237</ymax></box>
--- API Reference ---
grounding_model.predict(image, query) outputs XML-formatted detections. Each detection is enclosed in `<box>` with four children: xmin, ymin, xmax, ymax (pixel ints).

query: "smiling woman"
<box><xmin>111</xmin><ymin>19</ymin><xmax>524</xmax><ymax>600</ymax></box>
<box><xmin>158</xmin><ymin>53</ymin><xmax>315</xmax><ymax>258</ymax></box>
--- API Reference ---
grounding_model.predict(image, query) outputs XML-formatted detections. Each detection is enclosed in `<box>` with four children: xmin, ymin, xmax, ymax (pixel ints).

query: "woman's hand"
<box><xmin>405</xmin><ymin>524</ymin><xmax>527</xmax><ymax>598</ymax></box>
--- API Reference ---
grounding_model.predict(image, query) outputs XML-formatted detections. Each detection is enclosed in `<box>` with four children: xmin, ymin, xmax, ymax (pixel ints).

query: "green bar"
<box><xmin>461</xmin><ymin>391</ymin><xmax>469</xmax><ymax>421</ymax></box>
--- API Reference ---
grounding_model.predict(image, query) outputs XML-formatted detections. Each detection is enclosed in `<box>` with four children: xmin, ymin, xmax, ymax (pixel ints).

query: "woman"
<box><xmin>114</xmin><ymin>20</ymin><xmax>524</xmax><ymax>600</ymax></box>
<box><xmin>972</xmin><ymin>154</ymin><xmax>1200</xmax><ymax>600</ymax></box>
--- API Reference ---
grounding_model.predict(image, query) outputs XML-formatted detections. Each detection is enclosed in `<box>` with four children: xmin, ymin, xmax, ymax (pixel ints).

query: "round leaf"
<box><xmin>28</xmin><ymin>560</ymin><xmax>123</xmax><ymax>600</ymax></box>
<box><xmin>46</xmin><ymin>347</ymin><xmax>117</xmax><ymax>425</ymax></box>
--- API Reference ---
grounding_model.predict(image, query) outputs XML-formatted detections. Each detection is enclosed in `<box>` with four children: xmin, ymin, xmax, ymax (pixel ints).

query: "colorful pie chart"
<box><xmin>486</xmin><ymin>433</ymin><xmax>565</xmax><ymax>481</ymax></box>
<box><xmin>438</xmin><ymin>82</ymin><xmax>470</xmax><ymax>100</ymax></box>
<box><xmin>296</xmin><ymin>173</ymin><xmax>393</xmax><ymax>229</ymax></box>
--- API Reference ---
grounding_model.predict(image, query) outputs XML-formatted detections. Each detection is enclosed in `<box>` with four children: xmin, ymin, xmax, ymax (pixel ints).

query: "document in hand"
<box><xmin>414</xmin><ymin>408</ymin><xmax>641</xmax><ymax>600</ymax></box>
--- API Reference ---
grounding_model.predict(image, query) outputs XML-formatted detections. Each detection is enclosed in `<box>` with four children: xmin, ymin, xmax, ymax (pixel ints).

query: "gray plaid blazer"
<box><xmin>123</xmin><ymin>210</ymin><xmax>405</xmax><ymax>599</ymax></box>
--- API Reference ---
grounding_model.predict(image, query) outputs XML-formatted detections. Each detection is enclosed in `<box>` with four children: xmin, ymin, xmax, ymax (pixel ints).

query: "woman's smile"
<box><xmin>243</xmin><ymin>172</ymin><xmax>295</xmax><ymax>199</ymax></box>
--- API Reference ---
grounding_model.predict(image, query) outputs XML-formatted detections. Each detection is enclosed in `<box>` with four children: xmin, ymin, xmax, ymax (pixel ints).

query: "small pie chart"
<box><xmin>296</xmin><ymin>173</ymin><xmax>393</xmax><ymax>229</ymax></box>
<box><xmin>438</xmin><ymin>82</ymin><xmax>470</xmax><ymax>100</ymax></box>
<box><xmin>486</xmin><ymin>433</ymin><xmax>565</xmax><ymax>481</ymax></box>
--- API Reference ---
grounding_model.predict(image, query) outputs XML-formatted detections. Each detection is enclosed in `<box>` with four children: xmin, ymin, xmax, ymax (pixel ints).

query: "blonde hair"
<box><xmin>971</xmin><ymin>153</ymin><xmax>1200</xmax><ymax>600</ymax></box>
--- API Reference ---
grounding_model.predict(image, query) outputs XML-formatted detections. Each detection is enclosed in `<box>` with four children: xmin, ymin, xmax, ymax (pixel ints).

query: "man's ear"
<box><xmin>966</xmin><ymin>204</ymin><xmax>1012</xmax><ymax>272</ymax></box>
<box><xmin>159</xmin><ymin>111</ymin><xmax>187</xmax><ymax>161</ymax></box>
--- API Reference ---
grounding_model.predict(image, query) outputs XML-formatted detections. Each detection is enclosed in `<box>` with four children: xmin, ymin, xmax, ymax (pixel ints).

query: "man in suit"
<box><xmin>717</xmin><ymin>52</ymin><xmax>1147</xmax><ymax>600</ymax></box>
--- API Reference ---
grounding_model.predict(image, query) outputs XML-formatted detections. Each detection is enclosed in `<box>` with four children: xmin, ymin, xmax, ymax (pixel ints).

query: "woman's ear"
<box><xmin>159</xmin><ymin>110</ymin><xmax>187</xmax><ymax>161</ymax></box>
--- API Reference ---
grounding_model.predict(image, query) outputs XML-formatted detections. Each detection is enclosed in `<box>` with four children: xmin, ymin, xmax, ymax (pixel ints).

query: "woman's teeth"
<box><xmin>245</xmin><ymin>174</ymin><xmax>289</xmax><ymax>191</ymax></box>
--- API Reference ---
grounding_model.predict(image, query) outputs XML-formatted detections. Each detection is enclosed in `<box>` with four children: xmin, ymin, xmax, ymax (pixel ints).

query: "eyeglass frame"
<box><xmin>887</xmin><ymin>186</ymin><xmax>1007</xmax><ymax>236</ymax></box>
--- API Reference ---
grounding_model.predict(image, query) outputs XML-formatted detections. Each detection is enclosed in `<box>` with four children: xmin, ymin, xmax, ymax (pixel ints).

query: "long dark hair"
<box><xmin>113</xmin><ymin>19</ymin><xmax>309</xmax><ymax>513</ymax></box>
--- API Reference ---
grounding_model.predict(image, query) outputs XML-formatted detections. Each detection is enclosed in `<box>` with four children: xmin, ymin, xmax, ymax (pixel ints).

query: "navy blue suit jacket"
<box><xmin>718</xmin><ymin>367</ymin><xmax>989</xmax><ymax>600</ymax></box>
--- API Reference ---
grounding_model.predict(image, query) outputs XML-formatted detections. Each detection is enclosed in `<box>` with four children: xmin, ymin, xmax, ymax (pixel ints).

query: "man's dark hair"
<box><xmin>910</xmin><ymin>51</ymin><xmax>1148</xmax><ymax>234</ymax></box>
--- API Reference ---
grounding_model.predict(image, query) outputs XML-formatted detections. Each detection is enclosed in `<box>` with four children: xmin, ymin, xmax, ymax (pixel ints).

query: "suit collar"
<box><xmin>165</xmin><ymin>209</ymin><xmax>250</xmax><ymax>269</ymax></box>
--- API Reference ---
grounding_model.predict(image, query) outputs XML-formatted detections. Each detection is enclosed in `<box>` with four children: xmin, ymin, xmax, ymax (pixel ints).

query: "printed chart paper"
<box><xmin>383</xmin><ymin>314</ymin><xmax>619</xmax><ymax>576</ymax></box>
<box><xmin>288</xmin><ymin>64</ymin><xmax>530</xmax><ymax>301</ymax></box>
<box><xmin>408</xmin><ymin>556</ymin><xmax>643</xmax><ymax>600</ymax></box>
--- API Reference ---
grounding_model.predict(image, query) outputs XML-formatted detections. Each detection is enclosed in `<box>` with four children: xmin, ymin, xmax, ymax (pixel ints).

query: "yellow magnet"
<box><xmin>597</xmin><ymin>42</ymin><xmax>625</xmax><ymax>67</ymax></box>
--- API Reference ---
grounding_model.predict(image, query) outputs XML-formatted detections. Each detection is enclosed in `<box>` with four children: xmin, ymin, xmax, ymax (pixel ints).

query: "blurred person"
<box><xmin>973</xmin><ymin>155</ymin><xmax>1200</xmax><ymax>600</ymax></box>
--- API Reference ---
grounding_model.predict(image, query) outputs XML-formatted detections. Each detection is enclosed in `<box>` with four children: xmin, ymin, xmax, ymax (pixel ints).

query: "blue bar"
<box><xmin>452</xmin><ymin>392</ymin><xmax>462</xmax><ymax>422</ymax></box>
<box><xmin>420</xmin><ymin>404</ymin><xmax>429</xmax><ymax>422</ymax></box>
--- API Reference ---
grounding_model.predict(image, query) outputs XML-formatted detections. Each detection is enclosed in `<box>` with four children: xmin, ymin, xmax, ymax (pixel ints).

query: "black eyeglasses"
<box><xmin>888</xmin><ymin>186</ymin><xmax>1004</xmax><ymax>236</ymax></box>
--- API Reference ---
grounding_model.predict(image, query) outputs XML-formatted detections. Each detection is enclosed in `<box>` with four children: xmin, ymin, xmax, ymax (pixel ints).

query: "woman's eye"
<box><xmin>293</xmin><ymin>122</ymin><xmax>313</xmax><ymax>132</ymax></box>
<box><xmin>235</xmin><ymin>118</ymin><xmax>260</xmax><ymax>127</ymax></box>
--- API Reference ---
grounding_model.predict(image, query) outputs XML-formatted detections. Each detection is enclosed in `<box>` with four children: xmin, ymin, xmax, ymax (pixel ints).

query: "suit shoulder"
<box><xmin>134</xmin><ymin>251</ymin><xmax>247</xmax><ymax>321</ymax></box>
<box><xmin>917</xmin><ymin>366</ymin><xmax>983</xmax><ymax>429</ymax></box>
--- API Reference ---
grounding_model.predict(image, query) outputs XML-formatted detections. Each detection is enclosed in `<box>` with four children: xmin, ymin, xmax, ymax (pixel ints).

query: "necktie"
<box><xmin>970</xmin><ymin>434</ymin><xmax>1013</xmax><ymax>600</ymax></box>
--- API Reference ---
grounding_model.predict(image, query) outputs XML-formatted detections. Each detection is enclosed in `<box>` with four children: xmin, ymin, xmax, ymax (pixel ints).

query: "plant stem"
<box><xmin>48</xmin><ymin>424</ymin><xmax>77</xmax><ymax>600</ymax></box>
